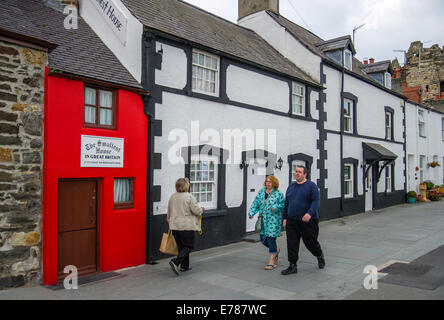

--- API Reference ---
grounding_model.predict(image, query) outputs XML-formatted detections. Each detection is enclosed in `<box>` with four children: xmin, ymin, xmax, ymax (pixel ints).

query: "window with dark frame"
<box><xmin>114</xmin><ymin>178</ymin><xmax>134</xmax><ymax>210</ymax></box>
<box><xmin>385</xmin><ymin>107</ymin><xmax>394</xmax><ymax>141</ymax></box>
<box><xmin>84</xmin><ymin>86</ymin><xmax>116</xmax><ymax>129</ymax></box>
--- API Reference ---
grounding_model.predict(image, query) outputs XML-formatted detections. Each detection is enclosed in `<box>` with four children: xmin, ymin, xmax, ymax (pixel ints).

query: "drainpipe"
<box><xmin>141</xmin><ymin>31</ymin><xmax>155</xmax><ymax>264</ymax></box>
<box><xmin>339</xmin><ymin>66</ymin><xmax>345</xmax><ymax>215</ymax></box>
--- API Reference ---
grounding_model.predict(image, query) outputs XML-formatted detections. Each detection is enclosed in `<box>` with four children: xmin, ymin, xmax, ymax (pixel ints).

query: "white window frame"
<box><xmin>385</xmin><ymin>166</ymin><xmax>392</xmax><ymax>192</ymax></box>
<box><xmin>385</xmin><ymin>111</ymin><xmax>392</xmax><ymax>140</ymax></box>
<box><xmin>291</xmin><ymin>82</ymin><xmax>305</xmax><ymax>116</ymax></box>
<box><xmin>343</xmin><ymin>98</ymin><xmax>353</xmax><ymax>133</ymax></box>
<box><xmin>384</xmin><ymin>72</ymin><xmax>392</xmax><ymax>89</ymax></box>
<box><xmin>418</xmin><ymin>110</ymin><xmax>426</xmax><ymax>137</ymax></box>
<box><xmin>344</xmin><ymin>49</ymin><xmax>352</xmax><ymax>70</ymax></box>
<box><xmin>192</xmin><ymin>49</ymin><xmax>220</xmax><ymax>97</ymax></box>
<box><xmin>190</xmin><ymin>154</ymin><xmax>218</xmax><ymax>209</ymax></box>
<box><xmin>419</xmin><ymin>155</ymin><xmax>426</xmax><ymax>182</ymax></box>
<box><xmin>344</xmin><ymin>164</ymin><xmax>353</xmax><ymax>198</ymax></box>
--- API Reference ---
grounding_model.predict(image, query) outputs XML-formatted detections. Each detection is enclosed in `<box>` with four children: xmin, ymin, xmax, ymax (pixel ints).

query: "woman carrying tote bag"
<box><xmin>166</xmin><ymin>178</ymin><xmax>204</xmax><ymax>276</ymax></box>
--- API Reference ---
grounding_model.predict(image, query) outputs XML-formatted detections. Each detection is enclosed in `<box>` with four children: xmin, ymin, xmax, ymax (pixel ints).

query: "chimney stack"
<box><xmin>238</xmin><ymin>0</ymin><xmax>279</xmax><ymax>20</ymax></box>
<box><xmin>369</xmin><ymin>58</ymin><xmax>375</xmax><ymax>64</ymax></box>
<box><xmin>363</xmin><ymin>58</ymin><xmax>368</xmax><ymax>65</ymax></box>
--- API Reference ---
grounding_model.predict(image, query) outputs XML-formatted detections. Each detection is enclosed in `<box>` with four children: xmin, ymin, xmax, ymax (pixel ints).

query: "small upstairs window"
<box><xmin>84</xmin><ymin>87</ymin><xmax>115</xmax><ymax>129</ymax></box>
<box><xmin>385</xmin><ymin>72</ymin><xmax>392</xmax><ymax>89</ymax></box>
<box><xmin>343</xmin><ymin>98</ymin><xmax>353</xmax><ymax>133</ymax></box>
<box><xmin>344</xmin><ymin>49</ymin><xmax>352</xmax><ymax>70</ymax></box>
<box><xmin>291</xmin><ymin>82</ymin><xmax>305</xmax><ymax>116</ymax></box>
<box><xmin>192</xmin><ymin>49</ymin><xmax>219</xmax><ymax>97</ymax></box>
<box><xmin>418</xmin><ymin>110</ymin><xmax>426</xmax><ymax>137</ymax></box>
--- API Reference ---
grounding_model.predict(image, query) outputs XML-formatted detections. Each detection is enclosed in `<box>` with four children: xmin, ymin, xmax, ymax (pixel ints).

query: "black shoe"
<box><xmin>169</xmin><ymin>260</ymin><xmax>179</xmax><ymax>276</ymax></box>
<box><xmin>281</xmin><ymin>263</ymin><xmax>297</xmax><ymax>275</ymax></box>
<box><xmin>317</xmin><ymin>254</ymin><xmax>325</xmax><ymax>269</ymax></box>
<box><xmin>180</xmin><ymin>267</ymin><xmax>192</xmax><ymax>272</ymax></box>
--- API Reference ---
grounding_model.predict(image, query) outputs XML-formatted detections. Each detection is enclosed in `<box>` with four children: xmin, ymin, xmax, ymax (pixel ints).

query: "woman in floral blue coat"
<box><xmin>248</xmin><ymin>175</ymin><xmax>285</xmax><ymax>270</ymax></box>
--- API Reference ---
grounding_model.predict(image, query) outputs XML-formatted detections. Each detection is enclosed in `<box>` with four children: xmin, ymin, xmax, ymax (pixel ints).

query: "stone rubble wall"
<box><xmin>404</xmin><ymin>41</ymin><xmax>444</xmax><ymax>105</ymax></box>
<box><xmin>0</xmin><ymin>40</ymin><xmax>46</xmax><ymax>290</ymax></box>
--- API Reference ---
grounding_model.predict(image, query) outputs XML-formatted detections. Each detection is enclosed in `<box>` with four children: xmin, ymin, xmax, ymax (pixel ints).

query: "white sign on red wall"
<box><xmin>81</xmin><ymin>135</ymin><xmax>124</xmax><ymax>168</ymax></box>
<box><xmin>91</xmin><ymin>0</ymin><xmax>128</xmax><ymax>45</ymax></box>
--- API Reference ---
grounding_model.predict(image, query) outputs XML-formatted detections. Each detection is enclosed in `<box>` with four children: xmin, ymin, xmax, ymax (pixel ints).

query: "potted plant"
<box><xmin>428</xmin><ymin>190</ymin><xmax>440</xmax><ymax>201</ymax></box>
<box><xmin>428</xmin><ymin>161</ymin><xmax>440</xmax><ymax>168</ymax></box>
<box><xmin>416</xmin><ymin>194</ymin><xmax>425</xmax><ymax>202</ymax></box>
<box><xmin>406</xmin><ymin>191</ymin><xmax>416</xmax><ymax>203</ymax></box>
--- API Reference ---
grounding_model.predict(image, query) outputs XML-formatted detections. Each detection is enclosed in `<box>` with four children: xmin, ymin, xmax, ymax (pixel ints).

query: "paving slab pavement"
<box><xmin>1</xmin><ymin>200</ymin><xmax>444</xmax><ymax>300</ymax></box>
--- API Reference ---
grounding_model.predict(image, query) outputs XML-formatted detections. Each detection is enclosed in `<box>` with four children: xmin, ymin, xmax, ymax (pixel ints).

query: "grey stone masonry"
<box><xmin>0</xmin><ymin>40</ymin><xmax>46</xmax><ymax>290</ymax></box>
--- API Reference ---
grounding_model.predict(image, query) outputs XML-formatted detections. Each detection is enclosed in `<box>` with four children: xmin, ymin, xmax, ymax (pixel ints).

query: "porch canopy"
<box><xmin>363</xmin><ymin>142</ymin><xmax>397</xmax><ymax>162</ymax></box>
<box><xmin>362</xmin><ymin>142</ymin><xmax>397</xmax><ymax>181</ymax></box>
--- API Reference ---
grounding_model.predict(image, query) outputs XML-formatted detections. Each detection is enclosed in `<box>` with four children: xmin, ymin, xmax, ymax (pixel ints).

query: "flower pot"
<box><xmin>407</xmin><ymin>197</ymin><xmax>416</xmax><ymax>204</ymax></box>
<box><xmin>440</xmin><ymin>187</ymin><xmax>444</xmax><ymax>195</ymax></box>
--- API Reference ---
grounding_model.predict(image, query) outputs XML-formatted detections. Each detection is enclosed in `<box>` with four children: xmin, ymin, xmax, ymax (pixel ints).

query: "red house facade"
<box><xmin>0</xmin><ymin>0</ymin><xmax>150</xmax><ymax>286</ymax></box>
<box><xmin>42</xmin><ymin>71</ymin><xmax>147</xmax><ymax>285</ymax></box>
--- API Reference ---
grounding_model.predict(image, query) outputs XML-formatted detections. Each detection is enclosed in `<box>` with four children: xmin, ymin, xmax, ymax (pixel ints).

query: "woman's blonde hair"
<box><xmin>175</xmin><ymin>177</ymin><xmax>190</xmax><ymax>193</ymax></box>
<box><xmin>264</xmin><ymin>175</ymin><xmax>279</xmax><ymax>189</ymax></box>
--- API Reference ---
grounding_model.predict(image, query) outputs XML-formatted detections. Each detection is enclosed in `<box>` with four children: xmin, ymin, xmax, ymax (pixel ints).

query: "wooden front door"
<box><xmin>58</xmin><ymin>180</ymin><xmax>99</xmax><ymax>280</ymax></box>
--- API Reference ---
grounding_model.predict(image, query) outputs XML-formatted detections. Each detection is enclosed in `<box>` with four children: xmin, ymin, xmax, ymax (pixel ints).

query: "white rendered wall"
<box><xmin>226</xmin><ymin>65</ymin><xmax>289</xmax><ymax>113</ymax></box>
<box><xmin>343</xmin><ymin>74</ymin><xmax>405</xmax><ymax>142</ymax></box>
<box><xmin>155</xmin><ymin>42</ymin><xmax>188</xmax><ymax>89</ymax></box>
<box><xmin>323</xmin><ymin>66</ymin><xmax>342</xmax><ymax>131</ymax></box>
<box><xmin>325</xmin><ymin>133</ymin><xmax>341</xmax><ymax>198</ymax></box>
<box><xmin>238</xmin><ymin>11</ymin><xmax>321</xmax><ymax>82</ymax></box>
<box><xmin>153</xmin><ymin>91</ymin><xmax>319</xmax><ymax>215</ymax></box>
<box><xmin>405</xmin><ymin>101</ymin><xmax>444</xmax><ymax>190</ymax></box>
<box><xmin>79</xmin><ymin>0</ymin><xmax>143</xmax><ymax>82</ymax></box>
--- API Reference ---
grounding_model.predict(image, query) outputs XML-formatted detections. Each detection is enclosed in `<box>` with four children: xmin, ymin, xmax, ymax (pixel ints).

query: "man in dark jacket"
<box><xmin>281</xmin><ymin>165</ymin><xmax>325</xmax><ymax>275</ymax></box>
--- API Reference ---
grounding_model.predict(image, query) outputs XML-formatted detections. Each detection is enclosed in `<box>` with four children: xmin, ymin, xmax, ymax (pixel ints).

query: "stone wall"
<box><xmin>402</xmin><ymin>41</ymin><xmax>444</xmax><ymax>107</ymax></box>
<box><xmin>0</xmin><ymin>40</ymin><xmax>46</xmax><ymax>289</ymax></box>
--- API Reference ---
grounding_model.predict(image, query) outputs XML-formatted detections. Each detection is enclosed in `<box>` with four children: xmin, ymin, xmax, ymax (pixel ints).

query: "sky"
<box><xmin>182</xmin><ymin>0</ymin><xmax>444</xmax><ymax>66</ymax></box>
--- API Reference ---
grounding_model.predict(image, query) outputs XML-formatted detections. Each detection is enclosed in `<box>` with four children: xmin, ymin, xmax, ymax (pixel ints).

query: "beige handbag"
<box><xmin>159</xmin><ymin>230</ymin><xmax>178</xmax><ymax>255</ymax></box>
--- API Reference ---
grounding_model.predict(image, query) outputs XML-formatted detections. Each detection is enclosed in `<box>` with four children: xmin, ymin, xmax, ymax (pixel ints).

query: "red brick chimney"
<box><xmin>363</xmin><ymin>58</ymin><xmax>368</xmax><ymax>65</ymax></box>
<box><xmin>369</xmin><ymin>58</ymin><xmax>375</xmax><ymax>64</ymax></box>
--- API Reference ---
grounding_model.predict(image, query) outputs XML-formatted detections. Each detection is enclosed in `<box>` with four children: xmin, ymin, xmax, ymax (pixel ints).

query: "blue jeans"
<box><xmin>260</xmin><ymin>235</ymin><xmax>277</xmax><ymax>254</ymax></box>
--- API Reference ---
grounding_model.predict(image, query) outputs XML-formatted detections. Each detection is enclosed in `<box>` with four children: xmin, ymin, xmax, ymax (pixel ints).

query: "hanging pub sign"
<box><xmin>91</xmin><ymin>0</ymin><xmax>128</xmax><ymax>45</ymax></box>
<box><xmin>81</xmin><ymin>135</ymin><xmax>124</xmax><ymax>168</ymax></box>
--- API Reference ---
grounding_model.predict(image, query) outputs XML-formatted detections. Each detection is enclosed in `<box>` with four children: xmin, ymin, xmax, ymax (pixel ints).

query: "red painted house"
<box><xmin>0</xmin><ymin>0</ymin><xmax>149</xmax><ymax>285</ymax></box>
<box><xmin>43</xmin><ymin>73</ymin><xmax>147</xmax><ymax>284</ymax></box>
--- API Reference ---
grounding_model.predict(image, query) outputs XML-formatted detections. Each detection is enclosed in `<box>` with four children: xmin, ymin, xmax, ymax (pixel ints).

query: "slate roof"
<box><xmin>316</xmin><ymin>35</ymin><xmax>356</xmax><ymax>55</ymax></box>
<box><xmin>0</xmin><ymin>0</ymin><xmax>143</xmax><ymax>91</ymax></box>
<box><xmin>266</xmin><ymin>11</ymin><xmax>373</xmax><ymax>80</ymax></box>
<box><xmin>363</xmin><ymin>142</ymin><xmax>397</xmax><ymax>161</ymax></box>
<box><xmin>120</xmin><ymin>0</ymin><xmax>319</xmax><ymax>86</ymax></box>
<box><xmin>361</xmin><ymin>60</ymin><xmax>393</xmax><ymax>75</ymax></box>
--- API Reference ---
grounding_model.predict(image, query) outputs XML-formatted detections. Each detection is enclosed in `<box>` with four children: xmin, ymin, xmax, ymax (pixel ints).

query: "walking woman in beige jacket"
<box><xmin>167</xmin><ymin>178</ymin><xmax>204</xmax><ymax>275</ymax></box>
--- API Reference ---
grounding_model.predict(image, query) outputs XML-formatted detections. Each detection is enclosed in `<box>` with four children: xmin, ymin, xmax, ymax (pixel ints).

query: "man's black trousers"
<box><xmin>171</xmin><ymin>230</ymin><xmax>195</xmax><ymax>269</ymax></box>
<box><xmin>286</xmin><ymin>218</ymin><xmax>323</xmax><ymax>264</ymax></box>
